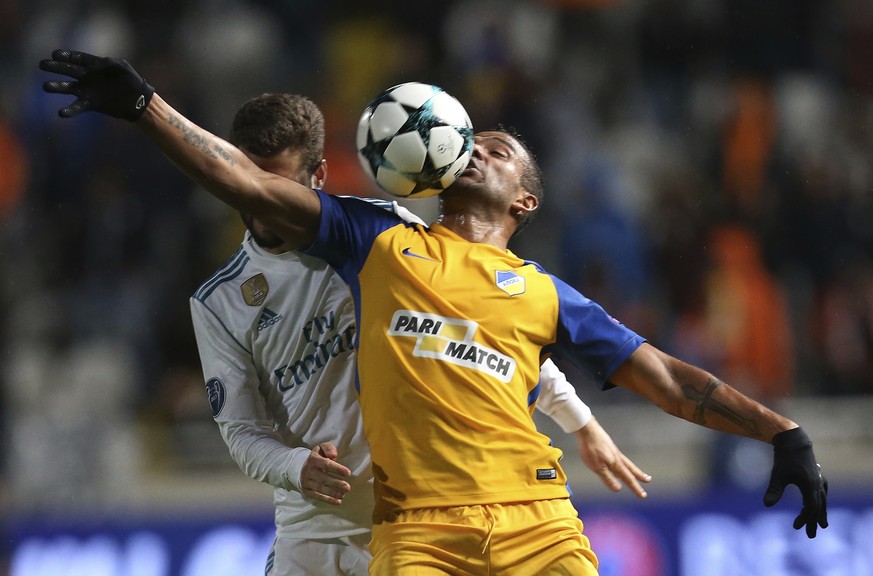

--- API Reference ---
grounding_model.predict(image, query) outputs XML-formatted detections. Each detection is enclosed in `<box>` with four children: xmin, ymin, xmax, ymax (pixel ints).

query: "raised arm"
<box><xmin>39</xmin><ymin>49</ymin><xmax>320</xmax><ymax>249</ymax></box>
<box><xmin>611</xmin><ymin>342</ymin><xmax>828</xmax><ymax>538</ymax></box>
<box><xmin>139</xmin><ymin>94</ymin><xmax>322</xmax><ymax>247</ymax></box>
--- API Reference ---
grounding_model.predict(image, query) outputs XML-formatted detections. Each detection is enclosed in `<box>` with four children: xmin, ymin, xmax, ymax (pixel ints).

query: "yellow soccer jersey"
<box><xmin>307</xmin><ymin>192</ymin><xmax>645</xmax><ymax>523</ymax></box>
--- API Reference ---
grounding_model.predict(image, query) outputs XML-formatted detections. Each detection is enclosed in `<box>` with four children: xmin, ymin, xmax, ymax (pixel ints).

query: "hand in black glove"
<box><xmin>763</xmin><ymin>427</ymin><xmax>829</xmax><ymax>538</ymax></box>
<box><xmin>39</xmin><ymin>49</ymin><xmax>154</xmax><ymax>122</ymax></box>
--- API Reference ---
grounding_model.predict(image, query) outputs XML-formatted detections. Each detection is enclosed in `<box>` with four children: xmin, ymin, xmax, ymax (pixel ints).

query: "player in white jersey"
<box><xmin>189</xmin><ymin>93</ymin><xmax>650</xmax><ymax>576</ymax></box>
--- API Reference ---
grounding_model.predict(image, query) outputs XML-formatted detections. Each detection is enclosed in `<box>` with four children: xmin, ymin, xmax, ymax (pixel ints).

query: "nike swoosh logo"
<box><xmin>401</xmin><ymin>247</ymin><xmax>440</xmax><ymax>262</ymax></box>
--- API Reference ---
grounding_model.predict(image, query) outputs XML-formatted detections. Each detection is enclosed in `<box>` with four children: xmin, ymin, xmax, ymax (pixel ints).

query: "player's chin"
<box><xmin>439</xmin><ymin>183</ymin><xmax>464</xmax><ymax>199</ymax></box>
<box><xmin>442</xmin><ymin>173</ymin><xmax>476</xmax><ymax>196</ymax></box>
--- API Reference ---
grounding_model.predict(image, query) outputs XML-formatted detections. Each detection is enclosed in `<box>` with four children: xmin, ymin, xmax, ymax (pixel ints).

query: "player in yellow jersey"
<box><xmin>41</xmin><ymin>50</ymin><xmax>828</xmax><ymax>576</ymax></box>
<box><xmin>192</xmin><ymin>92</ymin><xmax>650</xmax><ymax>576</ymax></box>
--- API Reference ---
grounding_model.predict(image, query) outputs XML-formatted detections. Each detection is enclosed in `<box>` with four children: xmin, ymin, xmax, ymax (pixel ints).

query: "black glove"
<box><xmin>39</xmin><ymin>49</ymin><xmax>154</xmax><ymax>122</ymax></box>
<box><xmin>763</xmin><ymin>427</ymin><xmax>828</xmax><ymax>538</ymax></box>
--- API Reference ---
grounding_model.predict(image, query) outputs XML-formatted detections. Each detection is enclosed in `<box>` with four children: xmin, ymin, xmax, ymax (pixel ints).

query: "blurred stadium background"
<box><xmin>2</xmin><ymin>0</ymin><xmax>873</xmax><ymax>575</ymax></box>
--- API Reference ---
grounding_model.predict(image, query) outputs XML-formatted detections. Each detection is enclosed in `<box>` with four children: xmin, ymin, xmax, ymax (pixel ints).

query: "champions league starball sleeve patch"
<box><xmin>205</xmin><ymin>378</ymin><xmax>227</xmax><ymax>417</ymax></box>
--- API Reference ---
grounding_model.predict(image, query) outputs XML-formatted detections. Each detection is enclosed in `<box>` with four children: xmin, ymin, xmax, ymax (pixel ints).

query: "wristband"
<box><xmin>549</xmin><ymin>395</ymin><xmax>593</xmax><ymax>433</ymax></box>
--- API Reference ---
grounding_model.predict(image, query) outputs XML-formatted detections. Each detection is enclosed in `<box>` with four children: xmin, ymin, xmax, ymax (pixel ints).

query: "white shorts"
<box><xmin>264</xmin><ymin>533</ymin><xmax>371</xmax><ymax>576</ymax></box>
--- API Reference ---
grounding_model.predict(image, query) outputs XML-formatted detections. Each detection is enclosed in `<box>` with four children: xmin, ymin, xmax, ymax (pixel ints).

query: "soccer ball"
<box><xmin>356</xmin><ymin>82</ymin><xmax>474</xmax><ymax>199</ymax></box>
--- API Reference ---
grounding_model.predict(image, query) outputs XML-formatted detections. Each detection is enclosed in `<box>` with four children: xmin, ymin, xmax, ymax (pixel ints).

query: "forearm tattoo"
<box><xmin>168</xmin><ymin>114</ymin><xmax>236</xmax><ymax>165</ymax></box>
<box><xmin>681</xmin><ymin>377</ymin><xmax>761</xmax><ymax>437</ymax></box>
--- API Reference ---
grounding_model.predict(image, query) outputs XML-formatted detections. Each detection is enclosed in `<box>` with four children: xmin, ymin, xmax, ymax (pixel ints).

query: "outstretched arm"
<box><xmin>611</xmin><ymin>342</ymin><xmax>828</xmax><ymax>538</ymax></box>
<box><xmin>573</xmin><ymin>416</ymin><xmax>650</xmax><ymax>498</ymax></box>
<box><xmin>138</xmin><ymin>94</ymin><xmax>322</xmax><ymax>248</ymax></box>
<box><xmin>40</xmin><ymin>49</ymin><xmax>320</xmax><ymax>249</ymax></box>
<box><xmin>611</xmin><ymin>343</ymin><xmax>793</xmax><ymax>440</ymax></box>
<box><xmin>537</xmin><ymin>359</ymin><xmax>650</xmax><ymax>498</ymax></box>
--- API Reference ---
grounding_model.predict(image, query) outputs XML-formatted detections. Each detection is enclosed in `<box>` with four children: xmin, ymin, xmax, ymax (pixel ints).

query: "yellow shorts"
<box><xmin>369</xmin><ymin>498</ymin><xmax>598</xmax><ymax>576</ymax></box>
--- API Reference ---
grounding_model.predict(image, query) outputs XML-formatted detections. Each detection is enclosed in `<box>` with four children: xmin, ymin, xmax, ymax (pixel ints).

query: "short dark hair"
<box><xmin>497</xmin><ymin>126</ymin><xmax>544</xmax><ymax>236</ymax></box>
<box><xmin>229</xmin><ymin>93</ymin><xmax>325</xmax><ymax>175</ymax></box>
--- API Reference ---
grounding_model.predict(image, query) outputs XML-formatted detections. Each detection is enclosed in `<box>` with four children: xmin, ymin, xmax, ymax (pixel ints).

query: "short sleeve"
<box><xmin>546</xmin><ymin>273</ymin><xmax>646</xmax><ymax>389</ymax></box>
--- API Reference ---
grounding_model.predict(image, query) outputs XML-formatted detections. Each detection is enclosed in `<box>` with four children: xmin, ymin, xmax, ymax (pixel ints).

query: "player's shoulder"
<box><xmin>522</xmin><ymin>258</ymin><xmax>549</xmax><ymax>274</ymax></box>
<box><xmin>515</xmin><ymin>258</ymin><xmax>557</xmax><ymax>282</ymax></box>
<box><xmin>192</xmin><ymin>244</ymin><xmax>255</xmax><ymax>304</ymax></box>
<box><xmin>332</xmin><ymin>194</ymin><xmax>426</xmax><ymax>226</ymax></box>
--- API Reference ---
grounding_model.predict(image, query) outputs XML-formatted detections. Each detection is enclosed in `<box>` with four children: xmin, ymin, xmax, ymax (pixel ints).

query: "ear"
<box><xmin>310</xmin><ymin>159</ymin><xmax>327</xmax><ymax>189</ymax></box>
<box><xmin>510</xmin><ymin>190</ymin><xmax>538</xmax><ymax>218</ymax></box>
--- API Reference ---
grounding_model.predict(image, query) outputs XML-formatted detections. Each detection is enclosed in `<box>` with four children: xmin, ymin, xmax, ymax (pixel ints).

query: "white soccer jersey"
<box><xmin>191</xmin><ymin>233</ymin><xmax>372</xmax><ymax>538</ymax></box>
<box><xmin>190</xmin><ymin>197</ymin><xmax>592</xmax><ymax>540</ymax></box>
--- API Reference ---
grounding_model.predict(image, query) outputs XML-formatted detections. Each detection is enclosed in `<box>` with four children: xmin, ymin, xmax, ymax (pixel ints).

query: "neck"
<box><xmin>437</xmin><ymin>212</ymin><xmax>513</xmax><ymax>250</ymax></box>
<box><xmin>262</xmin><ymin>244</ymin><xmax>291</xmax><ymax>255</ymax></box>
<box><xmin>250</xmin><ymin>235</ymin><xmax>293</xmax><ymax>255</ymax></box>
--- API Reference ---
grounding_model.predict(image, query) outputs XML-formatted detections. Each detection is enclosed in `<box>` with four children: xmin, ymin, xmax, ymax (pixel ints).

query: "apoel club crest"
<box><xmin>495</xmin><ymin>270</ymin><xmax>526</xmax><ymax>296</ymax></box>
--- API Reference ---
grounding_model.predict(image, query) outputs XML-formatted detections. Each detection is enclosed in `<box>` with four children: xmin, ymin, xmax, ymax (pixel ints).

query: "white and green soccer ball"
<box><xmin>356</xmin><ymin>82</ymin><xmax>474</xmax><ymax>199</ymax></box>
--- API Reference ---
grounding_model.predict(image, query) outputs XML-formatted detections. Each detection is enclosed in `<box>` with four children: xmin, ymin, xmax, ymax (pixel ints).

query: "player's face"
<box><xmin>240</xmin><ymin>147</ymin><xmax>321</xmax><ymax>252</ymax></box>
<box><xmin>449</xmin><ymin>131</ymin><xmax>529</xmax><ymax>208</ymax></box>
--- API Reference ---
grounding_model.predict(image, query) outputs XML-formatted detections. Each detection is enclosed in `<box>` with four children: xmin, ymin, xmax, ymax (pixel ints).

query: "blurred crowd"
<box><xmin>2</xmin><ymin>0</ymin><xmax>872</xmax><ymax>510</ymax></box>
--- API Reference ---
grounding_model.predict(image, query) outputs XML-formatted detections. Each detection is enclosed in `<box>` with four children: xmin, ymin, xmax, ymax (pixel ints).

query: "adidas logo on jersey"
<box><xmin>257</xmin><ymin>308</ymin><xmax>284</xmax><ymax>331</ymax></box>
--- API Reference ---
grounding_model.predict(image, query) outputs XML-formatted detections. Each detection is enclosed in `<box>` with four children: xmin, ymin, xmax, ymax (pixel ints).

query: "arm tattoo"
<box><xmin>167</xmin><ymin>114</ymin><xmax>236</xmax><ymax>165</ymax></box>
<box><xmin>681</xmin><ymin>377</ymin><xmax>761</xmax><ymax>437</ymax></box>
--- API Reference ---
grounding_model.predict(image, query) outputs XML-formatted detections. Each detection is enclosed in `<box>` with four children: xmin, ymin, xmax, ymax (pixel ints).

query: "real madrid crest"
<box><xmin>241</xmin><ymin>273</ymin><xmax>269</xmax><ymax>306</ymax></box>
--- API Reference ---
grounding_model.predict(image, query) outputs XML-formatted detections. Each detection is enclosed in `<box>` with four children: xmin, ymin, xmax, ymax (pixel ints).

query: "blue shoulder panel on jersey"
<box><xmin>347</xmin><ymin>196</ymin><xmax>395</xmax><ymax>211</ymax></box>
<box><xmin>193</xmin><ymin>246</ymin><xmax>249</xmax><ymax>302</ymax></box>
<box><xmin>305</xmin><ymin>191</ymin><xmax>410</xmax><ymax>284</ymax></box>
<box><xmin>304</xmin><ymin>192</ymin><xmax>414</xmax><ymax>365</ymax></box>
<box><xmin>537</xmin><ymin>266</ymin><xmax>646</xmax><ymax>390</ymax></box>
